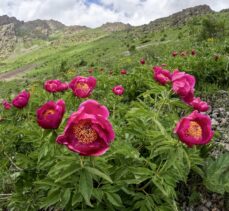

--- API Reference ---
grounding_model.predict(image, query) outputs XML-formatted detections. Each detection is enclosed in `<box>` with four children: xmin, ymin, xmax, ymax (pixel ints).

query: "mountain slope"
<box><xmin>0</xmin><ymin>14</ymin><xmax>133</xmax><ymax>59</ymax></box>
<box><xmin>0</xmin><ymin>4</ymin><xmax>228</xmax><ymax>61</ymax></box>
<box><xmin>147</xmin><ymin>5</ymin><xmax>213</xmax><ymax>30</ymax></box>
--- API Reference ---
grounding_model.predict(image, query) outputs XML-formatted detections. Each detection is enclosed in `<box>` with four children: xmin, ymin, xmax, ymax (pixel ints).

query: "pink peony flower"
<box><xmin>59</xmin><ymin>82</ymin><xmax>69</xmax><ymax>92</ymax></box>
<box><xmin>120</xmin><ymin>69</ymin><xmax>127</xmax><ymax>75</ymax></box>
<box><xmin>189</xmin><ymin>97</ymin><xmax>209</xmax><ymax>112</ymax></box>
<box><xmin>12</xmin><ymin>90</ymin><xmax>30</xmax><ymax>109</ymax></box>
<box><xmin>152</xmin><ymin>66</ymin><xmax>163</xmax><ymax>72</ymax></box>
<box><xmin>69</xmin><ymin>76</ymin><xmax>96</xmax><ymax>98</ymax></box>
<box><xmin>161</xmin><ymin>63</ymin><xmax>167</xmax><ymax>67</ymax></box>
<box><xmin>140</xmin><ymin>58</ymin><xmax>145</xmax><ymax>65</ymax></box>
<box><xmin>112</xmin><ymin>85</ymin><xmax>124</xmax><ymax>96</ymax></box>
<box><xmin>2</xmin><ymin>100</ymin><xmax>11</xmax><ymax>110</ymax></box>
<box><xmin>153</xmin><ymin>66</ymin><xmax>172</xmax><ymax>85</ymax></box>
<box><xmin>44</xmin><ymin>80</ymin><xmax>62</xmax><ymax>93</ymax></box>
<box><xmin>172</xmin><ymin>70</ymin><xmax>195</xmax><ymax>98</ymax></box>
<box><xmin>56</xmin><ymin>100</ymin><xmax>115</xmax><ymax>156</ymax></box>
<box><xmin>174</xmin><ymin>110</ymin><xmax>214</xmax><ymax>147</ymax></box>
<box><xmin>44</xmin><ymin>80</ymin><xmax>68</xmax><ymax>93</ymax></box>
<box><xmin>181</xmin><ymin>92</ymin><xmax>194</xmax><ymax>105</ymax></box>
<box><xmin>36</xmin><ymin>99</ymin><xmax>66</xmax><ymax>129</ymax></box>
<box><xmin>172</xmin><ymin>51</ymin><xmax>178</xmax><ymax>57</ymax></box>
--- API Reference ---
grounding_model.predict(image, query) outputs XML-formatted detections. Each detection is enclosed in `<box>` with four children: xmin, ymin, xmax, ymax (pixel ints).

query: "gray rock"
<box><xmin>220</xmin><ymin>118</ymin><xmax>227</xmax><ymax>126</ymax></box>
<box><xmin>211</xmin><ymin>119</ymin><xmax>219</xmax><ymax>126</ymax></box>
<box><xmin>219</xmin><ymin>108</ymin><xmax>225</xmax><ymax>113</ymax></box>
<box><xmin>196</xmin><ymin>205</ymin><xmax>209</xmax><ymax>211</ymax></box>
<box><xmin>212</xmin><ymin>113</ymin><xmax>219</xmax><ymax>119</ymax></box>
<box><xmin>205</xmin><ymin>201</ymin><xmax>212</xmax><ymax>208</ymax></box>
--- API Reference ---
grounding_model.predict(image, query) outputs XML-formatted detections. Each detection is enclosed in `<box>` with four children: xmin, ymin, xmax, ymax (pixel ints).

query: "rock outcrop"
<box><xmin>147</xmin><ymin>5</ymin><xmax>214</xmax><ymax>30</ymax></box>
<box><xmin>0</xmin><ymin>15</ymin><xmax>23</xmax><ymax>27</ymax></box>
<box><xmin>0</xmin><ymin>23</ymin><xmax>17</xmax><ymax>59</ymax></box>
<box><xmin>98</xmin><ymin>22</ymin><xmax>132</xmax><ymax>32</ymax></box>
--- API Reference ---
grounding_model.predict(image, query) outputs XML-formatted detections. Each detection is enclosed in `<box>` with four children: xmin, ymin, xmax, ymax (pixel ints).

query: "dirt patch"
<box><xmin>0</xmin><ymin>63</ymin><xmax>40</xmax><ymax>81</ymax></box>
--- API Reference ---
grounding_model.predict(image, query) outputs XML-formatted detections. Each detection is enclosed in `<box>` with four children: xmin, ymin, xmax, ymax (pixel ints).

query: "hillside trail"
<box><xmin>122</xmin><ymin>40</ymin><xmax>172</xmax><ymax>56</ymax></box>
<box><xmin>0</xmin><ymin>63</ymin><xmax>40</xmax><ymax>81</ymax></box>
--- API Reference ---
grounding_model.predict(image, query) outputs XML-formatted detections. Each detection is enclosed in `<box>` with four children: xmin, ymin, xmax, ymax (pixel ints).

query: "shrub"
<box><xmin>199</xmin><ymin>16</ymin><xmax>226</xmax><ymax>40</ymax></box>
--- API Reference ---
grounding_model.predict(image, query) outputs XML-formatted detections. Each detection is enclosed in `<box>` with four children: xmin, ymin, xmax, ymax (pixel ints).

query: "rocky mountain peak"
<box><xmin>99</xmin><ymin>22</ymin><xmax>132</xmax><ymax>32</ymax></box>
<box><xmin>148</xmin><ymin>4</ymin><xmax>214</xmax><ymax>29</ymax></box>
<box><xmin>0</xmin><ymin>15</ymin><xmax>23</xmax><ymax>27</ymax></box>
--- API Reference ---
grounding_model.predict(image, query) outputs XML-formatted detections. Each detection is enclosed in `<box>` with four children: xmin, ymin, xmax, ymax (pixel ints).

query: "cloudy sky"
<box><xmin>0</xmin><ymin>0</ymin><xmax>229</xmax><ymax>27</ymax></box>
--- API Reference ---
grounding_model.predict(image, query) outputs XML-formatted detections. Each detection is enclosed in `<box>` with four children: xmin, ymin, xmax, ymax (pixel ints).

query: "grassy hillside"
<box><xmin>0</xmin><ymin>11</ymin><xmax>229</xmax><ymax>96</ymax></box>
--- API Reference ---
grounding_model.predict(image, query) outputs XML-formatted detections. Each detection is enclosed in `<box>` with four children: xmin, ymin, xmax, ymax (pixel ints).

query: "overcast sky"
<box><xmin>0</xmin><ymin>0</ymin><xmax>229</xmax><ymax>27</ymax></box>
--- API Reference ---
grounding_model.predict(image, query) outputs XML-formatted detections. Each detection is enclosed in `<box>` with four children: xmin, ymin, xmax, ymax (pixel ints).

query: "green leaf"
<box><xmin>85</xmin><ymin>167</ymin><xmax>113</xmax><ymax>183</ymax></box>
<box><xmin>105</xmin><ymin>192</ymin><xmax>122</xmax><ymax>207</ymax></box>
<box><xmin>93</xmin><ymin>189</ymin><xmax>104</xmax><ymax>202</ymax></box>
<box><xmin>54</xmin><ymin>165</ymin><xmax>79</xmax><ymax>183</ymax></box>
<box><xmin>79</xmin><ymin>169</ymin><xmax>93</xmax><ymax>207</ymax></box>
<box><xmin>38</xmin><ymin>142</ymin><xmax>49</xmax><ymax>162</ymax></box>
<box><xmin>203</xmin><ymin>152</ymin><xmax>229</xmax><ymax>194</ymax></box>
<box><xmin>71</xmin><ymin>193</ymin><xmax>83</xmax><ymax>206</ymax></box>
<box><xmin>129</xmin><ymin>167</ymin><xmax>152</xmax><ymax>176</ymax></box>
<box><xmin>40</xmin><ymin>189</ymin><xmax>60</xmax><ymax>208</ymax></box>
<box><xmin>61</xmin><ymin>188</ymin><xmax>71</xmax><ymax>207</ymax></box>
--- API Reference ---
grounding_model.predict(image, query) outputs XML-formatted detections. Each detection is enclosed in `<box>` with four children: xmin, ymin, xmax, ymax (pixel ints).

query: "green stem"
<box><xmin>90</xmin><ymin>156</ymin><xmax>95</xmax><ymax>167</ymax></box>
<box><xmin>113</xmin><ymin>103</ymin><xmax>116</xmax><ymax>119</ymax></box>
<box><xmin>80</xmin><ymin>157</ymin><xmax>84</xmax><ymax>168</ymax></box>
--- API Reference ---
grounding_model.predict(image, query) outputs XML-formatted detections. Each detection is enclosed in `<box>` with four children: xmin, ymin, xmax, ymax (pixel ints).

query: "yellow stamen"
<box><xmin>186</xmin><ymin>121</ymin><xmax>202</xmax><ymax>139</ymax></box>
<box><xmin>43</xmin><ymin>109</ymin><xmax>55</xmax><ymax>118</ymax></box>
<box><xmin>72</xmin><ymin>120</ymin><xmax>98</xmax><ymax>144</ymax></box>
<box><xmin>76</xmin><ymin>82</ymin><xmax>89</xmax><ymax>92</ymax></box>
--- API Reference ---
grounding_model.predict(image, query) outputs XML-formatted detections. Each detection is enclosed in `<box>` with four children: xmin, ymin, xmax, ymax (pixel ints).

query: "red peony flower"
<box><xmin>191</xmin><ymin>49</ymin><xmax>196</xmax><ymax>56</ymax></box>
<box><xmin>153</xmin><ymin>66</ymin><xmax>172</xmax><ymax>85</ymax></box>
<box><xmin>56</xmin><ymin>100</ymin><xmax>115</xmax><ymax>156</ymax></box>
<box><xmin>36</xmin><ymin>100</ymin><xmax>66</xmax><ymax>129</ymax></box>
<box><xmin>174</xmin><ymin>110</ymin><xmax>214</xmax><ymax>147</ymax></box>
<box><xmin>88</xmin><ymin>69</ymin><xmax>94</xmax><ymax>74</ymax></box>
<box><xmin>12</xmin><ymin>90</ymin><xmax>30</xmax><ymax>109</ymax></box>
<box><xmin>112</xmin><ymin>85</ymin><xmax>124</xmax><ymax>96</ymax></box>
<box><xmin>189</xmin><ymin>97</ymin><xmax>209</xmax><ymax>112</ymax></box>
<box><xmin>120</xmin><ymin>69</ymin><xmax>127</xmax><ymax>75</ymax></box>
<box><xmin>2</xmin><ymin>100</ymin><xmax>11</xmax><ymax>110</ymax></box>
<box><xmin>140</xmin><ymin>58</ymin><xmax>145</xmax><ymax>65</ymax></box>
<box><xmin>172</xmin><ymin>51</ymin><xmax>178</xmax><ymax>57</ymax></box>
<box><xmin>44</xmin><ymin>80</ymin><xmax>68</xmax><ymax>93</ymax></box>
<box><xmin>69</xmin><ymin>76</ymin><xmax>96</xmax><ymax>98</ymax></box>
<box><xmin>172</xmin><ymin>70</ymin><xmax>195</xmax><ymax>98</ymax></box>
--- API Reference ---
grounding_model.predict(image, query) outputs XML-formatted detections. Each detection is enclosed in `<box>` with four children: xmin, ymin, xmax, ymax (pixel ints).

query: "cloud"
<box><xmin>0</xmin><ymin>0</ymin><xmax>229</xmax><ymax>27</ymax></box>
